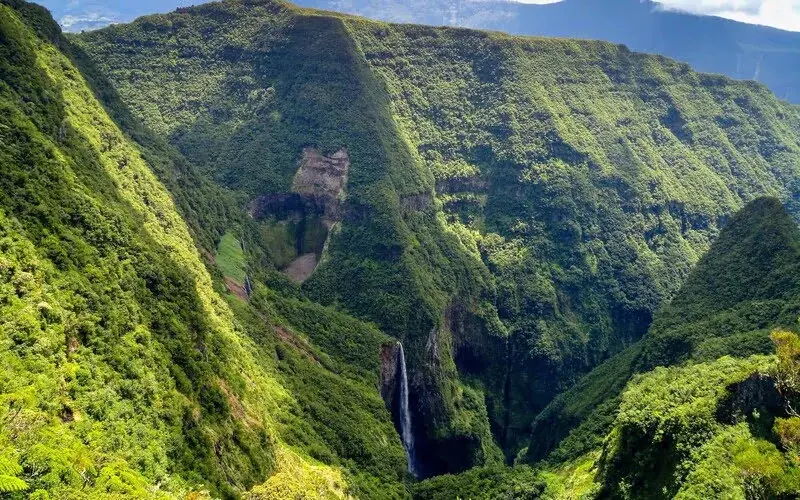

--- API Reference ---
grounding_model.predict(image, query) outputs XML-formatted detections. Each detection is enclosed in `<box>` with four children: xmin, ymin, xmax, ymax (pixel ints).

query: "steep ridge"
<box><xmin>0</xmin><ymin>1</ymin><xmax>409</xmax><ymax>497</ymax></box>
<box><xmin>73</xmin><ymin>0</ymin><xmax>800</xmax><ymax>472</ymax></box>
<box><xmin>294</xmin><ymin>0</ymin><xmax>800</xmax><ymax>104</ymax></box>
<box><xmin>527</xmin><ymin>197</ymin><xmax>800</xmax><ymax>467</ymax></box>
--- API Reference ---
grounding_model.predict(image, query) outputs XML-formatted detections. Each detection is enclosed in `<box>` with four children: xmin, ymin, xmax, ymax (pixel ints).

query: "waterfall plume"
<box><xmin>397</xmin><ymin>343</ymin><xmax>418</xmax><ymax>477</ymax></box>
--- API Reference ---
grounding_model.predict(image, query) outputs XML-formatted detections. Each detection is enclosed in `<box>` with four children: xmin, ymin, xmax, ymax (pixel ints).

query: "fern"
<box><xmin>0</xmin><ymin>454</ymin><xmax>26</xmax><ymax>493</ymax></box>
<box><xmin>0</xmin><ymin>475</ymin><xmax>27</xmax><ymax>493</ymax></box>
<box><xmin>0</xmin><ymin>455</ymin><xmax>23</xmax><ymax>477</ymax></box>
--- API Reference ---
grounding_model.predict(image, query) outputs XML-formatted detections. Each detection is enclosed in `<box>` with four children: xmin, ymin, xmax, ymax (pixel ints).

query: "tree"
<box><xmin>770</xmin><ymin>330</ymin><xmax>800</xmax><ymax>417</ymax></box>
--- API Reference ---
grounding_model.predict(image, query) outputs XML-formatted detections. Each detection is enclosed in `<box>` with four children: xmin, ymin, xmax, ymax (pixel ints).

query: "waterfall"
<box><xmin>397</xmin><ymin>344</ymin><xmax>418</xmax><ymax>477</ymax></box>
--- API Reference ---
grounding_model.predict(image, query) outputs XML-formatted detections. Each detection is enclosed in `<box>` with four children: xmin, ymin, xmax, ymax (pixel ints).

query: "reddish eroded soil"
<box><xmin>224</xmin><ymin>277</ymin><xmax>249</xmax><ymax>301</ymax></box>
<box><xmin>217</xmin><ymin>378</ymin><xmax>261</xmax><ymax>428</ymax></box>
<box><xmin>275</xmin><ymin>326</ymin><xmax>323</xmax><ymax>366</ymax></box>
<box><xmin>284</xmin><ymin>253</ymin><xmax>318</xmax><ymax>283</ymax></box>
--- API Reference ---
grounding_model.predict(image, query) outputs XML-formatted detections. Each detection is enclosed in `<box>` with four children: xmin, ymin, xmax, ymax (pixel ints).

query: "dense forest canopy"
<box><xmin>1</xmin><ymin>0</ymin><xmax>800</xmax><ymax>498</ymax></box>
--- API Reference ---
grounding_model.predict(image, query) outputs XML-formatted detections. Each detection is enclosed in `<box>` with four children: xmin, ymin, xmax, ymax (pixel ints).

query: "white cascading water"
<box><xmin>397</xmin><ymin>343</ymin><xmax>418</xmax><ymax>477</ymax></box>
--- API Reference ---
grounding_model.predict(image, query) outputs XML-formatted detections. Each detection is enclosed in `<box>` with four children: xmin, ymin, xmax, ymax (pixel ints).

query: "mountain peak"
<box><xmin>637</xmin><ymin>196</ymin><xmax>800</xmax><ymax>369</ymax></box>
<box><xmin>670</xmin><ymin>196</ymin><xmax>800</xmax><ymax>316</ymax></box>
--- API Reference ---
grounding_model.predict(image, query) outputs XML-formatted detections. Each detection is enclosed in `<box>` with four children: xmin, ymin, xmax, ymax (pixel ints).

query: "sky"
<box><xmin>516</xmin><ymin>0</ymin><xmax>800</xmax><ymax>32</ymax></box>
<box><xmin>38</xmin><ymin>0</ymin><xmax>800</xmax><ymax>33</ymax></box>
<box><xmin>37</xmin><ymin>0</ymin><xmax>197</xmax><ymax>31</ymax></box>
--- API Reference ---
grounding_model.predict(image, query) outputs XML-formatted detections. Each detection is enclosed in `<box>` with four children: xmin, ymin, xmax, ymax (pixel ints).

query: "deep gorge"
<box><xmin>3</xmin><ymin>0</ymin><xmax>800</xmax><ymax>497</ymax></box>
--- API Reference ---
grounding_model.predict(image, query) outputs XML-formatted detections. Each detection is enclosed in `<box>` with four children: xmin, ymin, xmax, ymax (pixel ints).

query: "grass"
<box><xmin>216</xmin><ymin>231</ymin><xmax>247</xmax><ymax>284</ymax></box>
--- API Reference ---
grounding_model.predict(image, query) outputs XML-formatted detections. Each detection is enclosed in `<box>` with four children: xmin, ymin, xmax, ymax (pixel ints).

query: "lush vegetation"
<box><xmin>0</xmin><ymin>1</ymin><xmax>410</xmax><ymax>497</ymax></box>
<box><xmin>346</xmin><ymin>19</ymin><xmax>800</xmax><ymax>455</ymax></box>
<box><xmin>413</xmin><ymin>198</ymin><xmax>800</xmax><ymax>497</ymax></box>
<box><xmin>295</xmin><ymin>0</ymin><xmax>800</xmax><ymax>104</ymax></box>
<box><xmin>75</xmin><ymin>0</ymin><xmax>506</xmax><ymax>475</ymax></box>
<box><xmin>525</xmin><ymin>197</ymin><xmax>800</xmax><ymax>466</ymax></box>
<box><xmin>216</xmin><ymin>232</ymin><xmax>247</xmax><ymax>285</ymax></box>
<box><xmin>74</xmin><ymin>0</ymin><xmax>800</xmax><ymax>476</ymax></box>
<box><xmin>6</xmin><ymin>0</ymin><xmax>800</xmax><ymax>496</ymax></box>
<box><xmin>597</xmin><ymin>354</ymin><xmax>799</xmax><ymax>499</ymax></box>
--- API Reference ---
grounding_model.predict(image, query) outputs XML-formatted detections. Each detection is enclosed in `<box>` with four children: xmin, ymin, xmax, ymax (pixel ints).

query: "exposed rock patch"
<box><xmin>401</xmin><ymin>193</ymin><xmax>433</xmax><ymax>212</ymax></box>
<box><xmin>717</xmin><ymin>373</ymin><xmax>784</xmax><ymax>425</ymax></box>
<box><xmin>249</xmin><ymin>148</ymin><xmax>350</xmax><ymax>283</ymax></box>
<box><xmin>380</xmin><ymin>342</ymin><xmax>401</xmax><ymax>412</ymax></box>
<box><xmin>435</xmin><ymin>177</ymin><xmax>488</xmax><ymax>195</ymax></box>
<box><xmin>292</xmin><ymin>147</ymin><xmax>350</xmax><ymax>227</ymax></box>
<box><xmin>284</xmin><ymin>253</ymin><xmax>318</xmax><ymax>284</ymax></box>
<box><xmin>224</xmin><ymin>277</ymin><xmax>249</xmax><ymax>301</ymax></box>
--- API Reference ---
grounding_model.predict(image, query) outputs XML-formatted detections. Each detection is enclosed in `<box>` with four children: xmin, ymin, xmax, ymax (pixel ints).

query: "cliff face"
<box><xmin>380</xmin><ymin>342</ymin><xmax>401</xmax><ymax>410</ymax></box>
<box><xmin>74</xmin><ymin>0</ymin><xmax>800</xmax><ymax>474</ymax></box>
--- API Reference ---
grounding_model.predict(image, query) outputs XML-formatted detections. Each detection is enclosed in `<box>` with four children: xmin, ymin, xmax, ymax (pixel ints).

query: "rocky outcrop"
<box><xmin>248</xmin><ymin>148</ymin><xmax>351</xmax><ymax>283</ymax></box>
<box><xmin>292</xmin><ymin>148</ymin><xmax>350</xmax><ymax>227</ymax></box>
<box><xmin>249</xmin><ymin>148</ymin><xmax>349</xmax><ymax>224</ymax></box>
<box><xmin>248</xmin><ymin>192</ymin><xmax>323</xmax><ymax>221</ymax></box>
<box><xmin>380</xmin><ymin>342</ymin><xmax>401</xmax><ymax>411</ymax></box>
<box><xmin>717</xmin><ymin>373</ymin><xmax>784</xmax><ymax>425</ymax></box>
<box><xmin>435</xmin><ymin>177</ymin><xmax>488</xmax><ymax>195</ymax></box>
<box><xmin>400</xmin><ymin>193</ymin><xmax>433</xmax><ymax>212</ymax></box>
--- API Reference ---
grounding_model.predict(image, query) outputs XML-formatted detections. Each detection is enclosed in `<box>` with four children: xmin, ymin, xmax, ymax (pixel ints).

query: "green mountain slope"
<box><xmin>72</xmin><ymin>0</ymin><xmax>800</xmax><ymax>472</ymax></box>
<box><xmin>417</xmin><ymin>198</ymin><xmax>800</xmax><ymax>498</ymax></box>
<box><xmin>526</xmin><ymin>197</ymin><xmax>800</xmax><ymax>467</ymax></box>
<box><xmin>6</xmin><ymin>0</ymin><xmax>800</xmax><ymax>496</ymax></box>
<box><xmin>74</xmin><ymin>0</ymin><xmax>505</xmax><ymax>477</ymax></box>
<box><xmin>0</xmin><ymin>1</ymin><xmax>409</xmax><ymax>497</ymax></box>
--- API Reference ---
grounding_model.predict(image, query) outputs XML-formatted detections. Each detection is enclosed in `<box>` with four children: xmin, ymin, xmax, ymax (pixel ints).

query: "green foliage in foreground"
<box><xmin>599</xmin><ymin>354</ymin><xmax>800</xmax><ymax>499</ymax></box>
<box><xmin>411</xmin><ymin>465</ymin><xmax>544</xmax><ymax>500</ymax></box>
<box><xmin>0</xmin><ymin>3</ymin><xmax>275</xmax><ymax>493</ymax></box>
<box><xmin>0</xmin><ymin>451</ymin><xmax>27</xmax><ymax>494</ymax></box>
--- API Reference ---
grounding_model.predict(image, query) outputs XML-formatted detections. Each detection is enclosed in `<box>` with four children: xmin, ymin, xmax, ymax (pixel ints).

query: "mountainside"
<box><xmin>5</xmin><ymin>0</ymin><xmax>800</xmax><ymax>497</ymax></box>
<box><xmin>293</xmin><ymin>0</ymin><xmax>800</xmax><ymax>104</ymax></box>
<box><xmin>72</xmin><ymin>0</ymin><xmax>800</xmax><ymax>474</ymax></box>
<box><xmin>526</xmin><ymin>197</ymin><xmax>800</xmax><ymax>466</ymax></box>
<box><xmin>0</xmin><ymin>1</ymin><xmax>410</xmax><ymax>497</ymax></box>
<box><xmin>423</xmin><ymin>197</ymin><xmax>800</xmax><ymax>498</ymax></box>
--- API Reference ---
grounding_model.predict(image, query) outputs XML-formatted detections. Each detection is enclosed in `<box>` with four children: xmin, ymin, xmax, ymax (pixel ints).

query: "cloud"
<box><xmin>652</xmin><ymin>0</ymin><xmax>800</xmax><ymax>31</ymax></box>
<box><xmin>59</xmin><ymin>12</ymin><xmax>119</xmax><ymax>31</ymax></box>
<box><xmin>653</xmin><ymin>0</ymin><xmax>762</xmax><ymax>16</ymax></box>
<box><xmin>512</xmin><ymin>0</ymin><xmax>800</xmax><ymax>31</ymax></box>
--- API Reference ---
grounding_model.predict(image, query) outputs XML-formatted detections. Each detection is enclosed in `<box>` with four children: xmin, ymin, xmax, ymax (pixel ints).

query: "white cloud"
<box><xmin>654</xmin><ymin>0</ymin><xmax>800</xmax><ymax>31</ymax></box>
<box><xmin>59</xmin><ymin>12</ymin><xmax>118</xmax><ymax>31</ymax></box>
<box><xmin>512</xmin><ymin>0</ymin><xmax>800</xmax><ymax>32</ymax></box>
